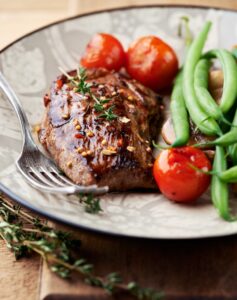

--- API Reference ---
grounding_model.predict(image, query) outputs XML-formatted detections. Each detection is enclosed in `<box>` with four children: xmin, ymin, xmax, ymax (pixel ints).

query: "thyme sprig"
<box><xmin>92</xmin><ymin>93</ymin><xmax>110</xmax><ymax>112</ymax></box>
<box><xmin>0</xmin><ymin>196</ymin><xmax>164</xmax><ymax>300</ymax></box>
<box><xmin>92</xmin><ymin>94</ymin><xmax>118</xmax><ymax>120</ymax></box>
<box><xmin>59</xmin><ymin>67</ymin><xmax>92</xmax><ymax>95</ymax></box>
<box><xmin>58</xmin><ymin>67</ymin><xmax>118</xmax><ymax>121</ymax></box>
<box><xmin>76</xmin><ymin>67</ymin><xmax>92</xmax><ymax>94</ymax></box>
<box><xmin>79</xmin><ymin>194</ymin><xmax>102</xmax><ymax>214</ymax></box>
<box><xmin>98</xmin><ymin>105</ymin><xmax>118</xmax><ymax>121</ymax></box>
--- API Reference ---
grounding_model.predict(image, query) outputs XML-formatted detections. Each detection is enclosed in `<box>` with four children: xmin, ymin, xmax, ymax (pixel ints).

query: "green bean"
<box><xmin>170</xmin><ymin>17</ymin><xmax>192</xmax><ymax>147</ymax></box>
<box><xmin>204</xmin><ymin>49</ymin><xmax>237</xmax><ymax>114</ymax></box>
<box><xmin>211</xmin><ymin>146</ymin><xmax>231</xmax><ymax>221</ymax></box>
<box><xmin>218</xmin><ymin>165</ymin><xmax>237</xmax><ymax>183</ymax></box>
<box><xmin>229</xmin><ymin>145</ymin><xmax>237</xmax><ymax>166</ymax></box>
<box><xmin>183</xmin><ymin>21</ymin><xmax>221</xmax><ymax>136</ymax></box>
<box><xmin>232</xmin><ymin>47</ymin><xmax>237</xmax><ymax>59</ymax></box>
<box><xmin>228</xmin><ymin>108</ymin><xmax>237</xmax><ymax>164</ymax></box>
<box><xmin>195</xmin><ymin>129</ymin><xmax>237</xmax><ymax>147</ymax></box>
<box><xmin>194</xmin><ymin>58</ymin><xmax>231</xmax><ymax>125</ymax></box>
<box><xmin>170</xmin><ymin>71</ymin><xmax>189</xmax><ymax>147</ymax></box>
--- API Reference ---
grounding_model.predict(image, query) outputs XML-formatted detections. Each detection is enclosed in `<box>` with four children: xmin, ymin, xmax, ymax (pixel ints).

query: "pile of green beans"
<box><xmin>169</xmin><ymin>20</ymin><xmax>237</xmax><ymax>221</ymax></box>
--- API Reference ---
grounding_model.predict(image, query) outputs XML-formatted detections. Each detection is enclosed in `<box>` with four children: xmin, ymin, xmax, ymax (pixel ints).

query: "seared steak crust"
<box><xmin>39</xmin><ymin>68</ymin><xmax>161</xmax><ymax>191</ymax></box>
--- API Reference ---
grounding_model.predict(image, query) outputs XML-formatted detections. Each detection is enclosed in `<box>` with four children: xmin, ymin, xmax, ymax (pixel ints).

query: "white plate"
<box><xmin>0</xmin><ymin>5</ymin><xmax>237</xmax><ymax>239</ymax></box>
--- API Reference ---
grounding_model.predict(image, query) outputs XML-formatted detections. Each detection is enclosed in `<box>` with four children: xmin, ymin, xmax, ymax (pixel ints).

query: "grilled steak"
<box><xmin>39</xmin><ymin>68</ymin><xmax>161</xmax><ymax>191</ymax></box>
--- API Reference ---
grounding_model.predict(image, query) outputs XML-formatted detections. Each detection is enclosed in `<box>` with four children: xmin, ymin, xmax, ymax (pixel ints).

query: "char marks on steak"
<box><xmin>39</xmin><ymin>68</ymin><xmax>161</xmax><ymax>191</ymax></box>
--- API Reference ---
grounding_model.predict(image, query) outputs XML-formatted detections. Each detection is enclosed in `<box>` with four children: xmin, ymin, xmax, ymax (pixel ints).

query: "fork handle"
<box><xmin>0</xmin><ymin>71</ymin><xmax>34</xmax><ymax>145</ymax></box>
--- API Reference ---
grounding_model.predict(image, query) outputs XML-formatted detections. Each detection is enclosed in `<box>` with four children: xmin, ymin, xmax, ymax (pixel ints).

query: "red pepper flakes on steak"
<box><xmin>39</xmin><ymin>68</ymin><xmax>162</xmax><ymax>191</ymax></box>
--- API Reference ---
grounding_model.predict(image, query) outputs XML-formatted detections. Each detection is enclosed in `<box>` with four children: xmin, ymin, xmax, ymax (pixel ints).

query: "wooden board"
<box><xmin>0</xmin><ymin>240</ymin><xmax>41</xmax><ymax>300</ymax></box>
<box><xmin>39</xmin><ymin>226</ymin><xmax>237</xmax><ymax>300</ymax></box>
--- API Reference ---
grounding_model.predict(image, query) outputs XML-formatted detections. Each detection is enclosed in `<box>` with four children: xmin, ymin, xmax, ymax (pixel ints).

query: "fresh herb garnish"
<box><xmin>0</xmin><ymin>196</ymin><xmax>164</xmax><ymax>300</ymax></box>
<box><xmin>58</xmin><ymin>67</ymin><xmax>118</xmax><ymax>121</ymax></box>
<box><xmin>79</xmin><ymin>194</ymin><xmax>102</xmax><ymax>214</ymax></box>
<box><xmin>92</xmin><ymin>94</ymin><xmax>118</xmax><ymax>120</ymax></box>
<box><xmin>98</xmin><ymin>105</ymin><xmax>118</xmax><ymax>121</ymax></box>
<box><xmin>76</xmin><ymin>67</ymin><xmax>92</xmax><ymax>94</ymax></box>
<box><xmin>59</xmin><ymin>67</ymin><xmax>92</xmax><ymax>95</ymax></box>
<box><xmin>93</xmin><ymin>95</ymin><xmax>110</xmax><ymax>112</ymax></box>
<box><xmin>94</xmin><ymin>102</ymin><xmax>105</xmax><ymax>112</ymax></box>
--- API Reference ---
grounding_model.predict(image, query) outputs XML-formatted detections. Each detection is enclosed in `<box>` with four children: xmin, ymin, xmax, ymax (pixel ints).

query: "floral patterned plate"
<box><xmin>0</xmin><ymin>5</ymin><xmax>237</xmax><ymax>239</ymax></box>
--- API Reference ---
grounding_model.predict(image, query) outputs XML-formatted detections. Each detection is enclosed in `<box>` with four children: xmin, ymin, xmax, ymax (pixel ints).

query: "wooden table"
<box><xmin>1</xmin><ymin>1</ymin><xmax>237</xmax><ymax>299</ymax></box>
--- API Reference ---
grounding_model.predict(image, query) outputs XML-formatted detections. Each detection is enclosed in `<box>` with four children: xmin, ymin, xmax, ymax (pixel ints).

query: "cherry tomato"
<box><xmin>126</xmin><ymin>36</ymin><xmax>178</xmax><ymax>91</ymax></box>
<box><xmin>80</xmin><ymin>33</ymin><xmax>126</xmax><ymax>71</ymax></box>
<box><xmin>153</xmin><ymin>146</ymin><xmax>211</xmax><ymax>202</ymax></box>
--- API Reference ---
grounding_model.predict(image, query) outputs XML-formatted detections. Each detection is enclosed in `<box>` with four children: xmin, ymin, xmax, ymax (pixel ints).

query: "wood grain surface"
<box><xmin>0</xmin><ymin>242</ymin><xmax>41</xmax><ymax>300</ymax></box>
<box><xmin>39</xmin><ymin>226</ymin><xmax>237</xmax><ymax>300</ymax></box>
<box><xmin>1</xmin><ymin>1</ymin><xmax>237</xmax><ymax>300</ymax></box>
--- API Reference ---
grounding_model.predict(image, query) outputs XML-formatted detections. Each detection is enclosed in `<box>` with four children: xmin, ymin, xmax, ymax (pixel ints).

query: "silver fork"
<box><xmin>0</xmin><ymin>71</ymin><xmax>108</xmax><ymax>195</ymax></box>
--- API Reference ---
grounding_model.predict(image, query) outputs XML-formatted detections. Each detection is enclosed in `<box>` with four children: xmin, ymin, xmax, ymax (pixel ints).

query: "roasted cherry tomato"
<box><xmin>80</xmin><ymin>33</ymin><xmax>126</xmax><ymax>71</ymax></box>
<box><xmin>126</xmin><ymin>36</ymin><xmax>178</xmax><ymax>91</ymax></box>
<box><xmin>153</xmin><ymin>146</ymin><xmax>211</xmax><ymax>202</ymax></box>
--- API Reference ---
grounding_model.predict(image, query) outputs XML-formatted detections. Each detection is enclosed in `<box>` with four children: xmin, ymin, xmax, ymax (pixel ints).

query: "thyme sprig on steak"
<box><xmin>92</xmin><ymin>94</ymin><xmax>118</xmax><ymax>120</ymax></box>
<box><xmin>59</xmin><ymin>67</ymin><xmax>117</xmax><ymax>121</ymax></box>
<box><xmin>79</xmin><ymin>194</ymin><xmax>102</xmax><ymax>214</ymax></box>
